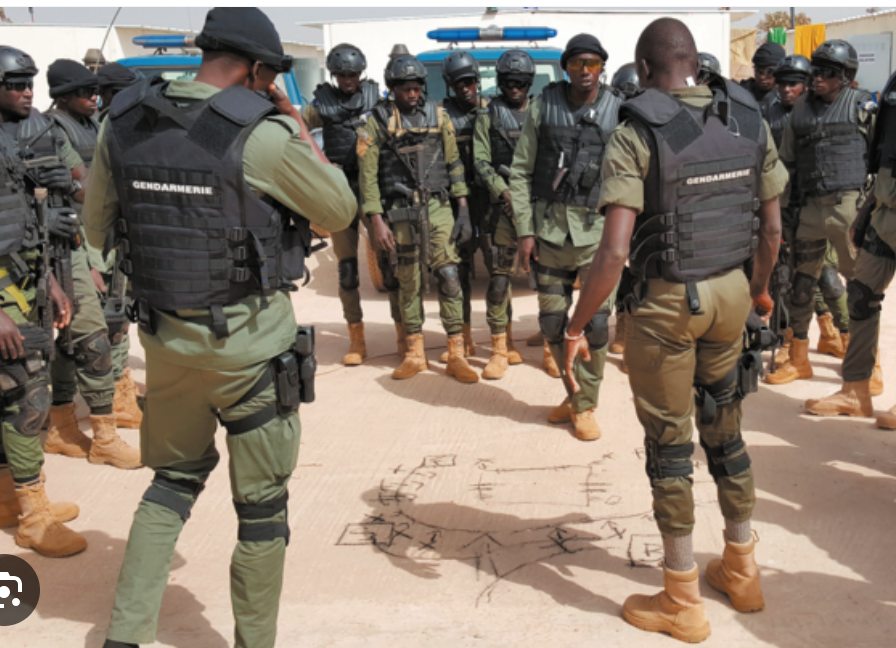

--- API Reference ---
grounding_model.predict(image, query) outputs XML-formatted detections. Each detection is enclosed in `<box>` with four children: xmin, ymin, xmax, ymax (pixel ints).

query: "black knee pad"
<box><xmin>492</xmin><ymin>245</ymin><xmax>516</xmax><ymax>273</ymax></box>
<box><xmin>234</xmin><ymin>491</ymin><xmax>290</xmax><ymax>545</ymax></box>
<box><xmin>818</xmin><ymin>264</ymin><xmax>845</xmax><ymax>300</ymax></box>
<box><xmin>847</xmin><ymin>279</ymin><xmax>884</xmax><ymax>321</ymax></box>
<box><xmin>376</xmin><ymin>253</ymin><xmax>399</xmax><ymax>292</ymax></box>
<box><xmin>3</xmin><ymin>381</ymin><xmax>50</xmax><ymax>437</ymax></box>
<box><xmin>142</xmin><ymin>473</ymin><xmax>205</xmax><ymax>521</ymax></box>
<box><xmin>584</xmin><ymin>308</ymin><xmax>611</xmax><ymax>349</ymax></box>
<box><xmin>486</xmin><ymin>274</ymin><xmax>510</xmax><ymax>306</ymax></box>
<box><xmin>644</xmin><ymin>438</ymin><xmax>694</xmax><ymax>482</ymax></box>
<box><xmin>68</xmin><ymin>330</ymin><xmax>113</xmax><ymax>377</ymax></box>
<box><xmin>538</xmin><ymin>310</ymin><xmax>568</xmax><ymax>345</ymax></box>
<box><xmin>699</xmin><ymin>433</ymin><xmax>752</xmax><ymax>483</ymax></box>
<box><xmin>338</xmin><ymin>257</ymin><xmax>360</xmax><ymax>291</ymax></box>
<box><xmin>435</xmin><ymin>264</ymin><xmax>462</xmax><ymax>299</ymax></box>
<box><xmin>791</xmin><ymin>271</ymin><xmax>818</xmax><ymax>307</ymax></box>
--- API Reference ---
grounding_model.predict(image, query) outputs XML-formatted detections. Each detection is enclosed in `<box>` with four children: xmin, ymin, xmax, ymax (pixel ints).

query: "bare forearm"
<box><xmin>751</xmin><ymin>198</ymin><xmax>782</xmax><ymax>294</ymax></box>
<box><xmin>568</xmin><ymin>249</ymin><xmax>627</xmax><ymax>336</ymax></box>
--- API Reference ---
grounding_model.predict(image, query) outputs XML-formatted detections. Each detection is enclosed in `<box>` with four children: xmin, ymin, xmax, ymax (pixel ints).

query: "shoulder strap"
<box><xmin>109</xmin><ymin>77</ymin><xmax>152</xmax><ymax>119</ymax></box>
<box><xmin>208</xmin><ymin>85</ymin><xmax>278</xmax><ymax>126</ymax></box>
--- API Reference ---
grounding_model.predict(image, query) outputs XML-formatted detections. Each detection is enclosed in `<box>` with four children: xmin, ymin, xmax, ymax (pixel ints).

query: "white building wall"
<box><xmin>321</xmin><ymin>11</ymin><xmax>732</xmax><ymax>89</ymax></box>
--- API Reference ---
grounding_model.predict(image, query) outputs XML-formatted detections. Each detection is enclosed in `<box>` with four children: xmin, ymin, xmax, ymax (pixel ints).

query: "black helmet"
<box><xmin>384</xmin><ymin>54</ymin><xmax>426</xmax><ymax>88</ymax></box>
<box><xmin>774</xmin><ymin>55</ymin><xmax>810</xmax><ymax>82</ymax></box>
<box><xmin>611</xmin><ymin>63</ymin><xmax>639</xmax><ymax>98</ymax></box>
<box><xmin>698</xmin><ymin>52</ymin><xmax>721</xmax><ymax>77</ymax></box>
<box><xmin>441</xmin><ymin>50</ymin><xmax>479</xmax><ymax>87</ymax></box>
<box><xmin>327</xmin><ymin>43</ymin><xmax>366</xmax><ymax>75</ymax></box>
<box><xmin>0</xmin><ymin>46</ymin><xmax>38</xmax><ymax>80</ymax></box>
<box><xmin>812</xmin><ymin>39</ymin><xmax>859</xmax><ymax>72</ymax></box>
<box><xmin>496</xmin><ymin>49</ymin><xmax>535</xmax><ymax>76</ymax></box>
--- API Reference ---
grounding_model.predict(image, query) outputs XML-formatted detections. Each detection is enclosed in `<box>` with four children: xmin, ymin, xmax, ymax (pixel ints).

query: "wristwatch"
<box><xmin>69</xmin><ymin>179</ymin><xmax>83</xmax><ymax>196</ymax></box>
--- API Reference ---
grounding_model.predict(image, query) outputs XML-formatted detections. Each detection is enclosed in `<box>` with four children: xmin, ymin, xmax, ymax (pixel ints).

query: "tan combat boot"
<box><xmin>770</xmin><ymin>327</ymin><xmax>793</xmax><ymax>369</ymax></box>
<box><xmin>548</xmin><ymin>397</ymin><xmax>572</xmax><ymax>424</ymax></box>
<box><xmin>14</xmin><ymin>477</ymin><xmax>87</xmax><ymax>557</ymax></box>
<box><xmin>113</xmin><ymin>368</ymin><xmax>143</xmax><ymax>429</ymax></box>
<box><xmin>440</xmin><ymin>323</ymin><xmax>476</xmax><ymax>362</ymax></box>
<box><xmin>706</xmin><ymin>535</ymin><xmax>765</xmax><ymax>613</ymax></box>
<box><xmin>505</xmin><ymin>323</ymin><xmax>523</xmax><ymax>365</ymax></box>
<box><xmin>623</xmin><ymin>564</ymin><xmax>711</xmax><ymax>643</ymax></box>
<box><xmin>88</xmin><ymin>415</ymin><xmax>142</xmax><ymax>470</ymax></box>
<box><xmin>44</xmin><ymin>403</ymin><xmax>92</xmax><ymax>458</ymax></box>
<box><xmin>526</xmin><ymin>331</ymin><xmax>543</xmax><ymax>346</ymax></box>
<box><xmin>804</xmin><ymin>380</ymin><xmax>874</xmax><ymax>418</ymax></box>
<box><xmin>871</xmin><ymin>353</ymin><xmax>884</xmax><ymax>396</ymax></box>
<box><xmin>542</xmin><ymin>339</ymin><xmax>561</xmax><ymax>378</ymax></box>
<box><xmin>571</xmin><ymin>408</ymin><xmax>601</xmax><ymax>441</ymax></box>
<box><xmin>395</xmin><ymin>322</ymin><xmax>408</xmax><ymax>357</ymax></box>
<box><xmin>816</xmin><ymin>312</ymin><xmax>844</xmax><ymax>358</ymax></box>
<box><xmin>392</xmin><ymin>333</ymin><xmax>428</xmax><ymax>380</ymax></box>
<box><xmin>0</xmin><ymin>469</ymin><xmax>80</xmax><ymax>528</ymax></box>
<box><xmin>482</xmin><ymin>334</ymin><xmax>510</xmax><ymax>380</ymax></box>
<box><xmin>343</xmin><ymin>322</ymin><xmax>367</xmax><ymax>366</ymax></box>
<box><xmin>764</xmin><ymin>337</ymin><xmax>813</xmax><ymax>385</ymax></box>
<box><xmin>877</xmin><ymin>403</ymin><xmax>896</xmax><ymax>430</ymax></box>
<box><xmin>610</xmin><ymin>312</ymin><xmax>626</xmax><ymax>354</ymax></box>
<box><xmin>445</xmin><ymin>334</ymin><xmax>480</xmax><ymax>383</ymax></box>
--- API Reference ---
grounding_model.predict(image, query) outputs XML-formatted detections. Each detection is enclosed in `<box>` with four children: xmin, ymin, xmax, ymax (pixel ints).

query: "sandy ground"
<box><xmin>2</xmin><ymin>236</ymin><xmax>895</xmax><ymax>648</ymax></box>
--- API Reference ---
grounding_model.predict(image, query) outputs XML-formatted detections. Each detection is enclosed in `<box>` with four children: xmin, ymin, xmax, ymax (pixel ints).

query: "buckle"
<box><xmin>115</xmin><ymin>219</ymin><xmax>129</xmax><ymax>234</ymax></box>
<box><xmin>121</xmin><ymin>259</ymin><xmax>133</xmax><ymax>275</ymax></box>
<box><xmin>119</xmin><ymin>239</ymin><xmax>131</xmax><ymax>254</ymax></box>
<box><xmin>228</xmin><ymin>228</ymin><xmax>248</xmax><ymax>242</ymax></box>
<box><xmin>661</xmin><ymin>232</ymin><xmax>678</xmax><ymax>245</ymax></box>
<box><xmin>232</xmin><ymin>246</ymin><xmax>248</xmax><ymax>262</ymax></box>
<box><xmin>661</xmin><ymin>249</ymin><xmax>678</xmax><ymax>262</ymax></box>
<box><xmin>231</xmin><ymin>267</ymin><xmax>251</xmax><ymax>282</ymax></box>
<box><xmin>660</xmin><ymin>213</ymin><xmax>676</xmax><ymax>227</ymax></box>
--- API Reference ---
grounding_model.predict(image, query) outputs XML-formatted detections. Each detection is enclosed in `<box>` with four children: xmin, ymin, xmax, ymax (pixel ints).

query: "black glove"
<box><xmin>451</xmin><ymin>204</ymin><xmax>472</xmax><ymax>246</ymax></box>
<box><xmin>36</xmin><ymin>164</ymin><xmax>73</xmax><ymax>191</ymax></box>
<box><xmin>47</xmin><ymin>208</ymin><xmax>79</xmax><ymax>242</ymax></box>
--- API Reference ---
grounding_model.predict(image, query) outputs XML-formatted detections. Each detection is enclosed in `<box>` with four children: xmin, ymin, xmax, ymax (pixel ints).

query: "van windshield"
<box><xmin>423</xmin><ymin>60</ymin><xmax>562</xmax><ymax>104</ymax></box>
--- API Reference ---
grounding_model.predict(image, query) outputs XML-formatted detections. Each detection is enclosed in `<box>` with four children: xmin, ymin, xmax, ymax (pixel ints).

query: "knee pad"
<box><xmin>486</xmin><ymin>274</ymin><xmax>510</xmax><ymax>306</ymax></box>
<box><xmin>644</xmin><ymin>438</ymin><xmax>694</xmax><ymax>482</ymax></box>
<box><xmin>338</xmin><ymin>258</ymin><xmax>360</xmax><ymax>291</ymax></box>
<box><xmin>699</xmin><ymin>433</ymin><xmax>752</xmax><ymax>483</ymax></box>
<box><xmin>817</xmin><ymin>264</ymin><xmax>845</xmax><ymax>300</ymax></box>
<box><xmin>234</xmin><ymin>491</ymin><xmax>290</xmax><ymax>544</ymax></box>
<box><xmin>142</xmin><ymin>474</ymin><xmax>205</xmax><ymax>521</ymax></box>
<box><xmin>584</xmin><ymin>308</ymin><xmax>611</xmax><ymax>349</ymax></box>
<box><xmin>376</xmin><ymin>253</ymin><xmax>399</xmax><ymax>292</ymax></box>
<box><xmin>3</xmin><ymin>380</ymin><xmax>50</xmax><ymax>437</ymax></box>
<box><xmin>434</xmin><ymin>264</ymin><xmax>462</xmax><ymax>299</ymax></box>
<box><xmin>538</xmin><ymin>310</ymin><xmax>568</xmax><ymax>345</ymax></box>
<box><xmin>69</xmin><ymin>330</ymin><xmax>113</xmax><ymax>377</ymax></box>
<box><xmin>791</xmin><ymin>271</ymin><xmax>818</xmax><ymax>307</ymax></box>
<box><xmin>493</xmin><ymin>245</ymin><xmax>516</xmax><ymax>273</ymax></box>
<box><xmin>847</xmin><ymin>279</ymin><xmax>884</xmax><ymax>321</ymax></box>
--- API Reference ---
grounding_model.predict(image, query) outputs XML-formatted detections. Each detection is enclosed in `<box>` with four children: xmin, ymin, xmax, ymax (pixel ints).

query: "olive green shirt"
<box><xmin>356</xmin><ymin>102</ymin><xmax>468</xmax><ymax>217</ymax></box>
<box><xmin>82</xmin><ymin>80</ymin><xmax>356</xmax><ymax>370</ymax></box>
<box><xmin>509</xmin><ymin>87</ymin><xmax>612</xmax><ymax>247</ymax></box>
<box><xmin>598</xmin><ymin>86</ymin><xmax>789</xmax><ymax>215</ymax></box>
<box><xmin>472</xmin><ymin>99</ymin><xmax>531</xmax><ymax>202</ymax></box>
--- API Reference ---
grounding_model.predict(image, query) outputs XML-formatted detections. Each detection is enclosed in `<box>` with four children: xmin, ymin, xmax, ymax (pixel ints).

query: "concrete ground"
<box><xmin>3</xmin><ymin>237</ymin><xmax>896</xmax><ymax>648</ymax></box>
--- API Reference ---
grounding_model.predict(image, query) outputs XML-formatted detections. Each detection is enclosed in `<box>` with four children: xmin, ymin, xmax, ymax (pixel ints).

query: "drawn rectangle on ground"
<box><xmin>337</xmin><ymin>523</ymin><xmax>394</xmax><ymax>546</ymax></box>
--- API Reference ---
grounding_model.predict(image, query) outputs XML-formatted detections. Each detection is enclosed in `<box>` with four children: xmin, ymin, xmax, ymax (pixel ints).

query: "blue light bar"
<box><xmin>133</xmin><ymin>35</ymin><xmax>196</xmax><ymax>49</ymax></box>
<box><xmin>427</xmin><ymin>26</ymin><xmax>557</xmax><ymax>42</ymax></box>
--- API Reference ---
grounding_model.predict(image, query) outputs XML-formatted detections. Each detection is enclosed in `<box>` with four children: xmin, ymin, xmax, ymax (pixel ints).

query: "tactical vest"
<box><xmin>623</xmin><ymin>81</ymin><xmax>765</xmax><ymax>285</ymax></box>
<box><xmin>791</xmin><ymin>86</ymin><xmax>870</xmax><ymax>196</ymax></box>
<box><xmin>106</xmin><ymin>80</ymin><xmax>286</xmax><ymax>337</ymax></box>
<box><xmin>487</xmin><ymin>95</ymin><xmax>528</xmax><ymax>169</ymax></box>
<box><xmin>373</xmin><ymin>100</ymin><xmax>451</xmax><ymax>198</ymax></box>
<box><xmin>0</xmin><ymin>110</ymin><xmax>60</xmax><ymax>257</ymax></box>
<box><xmin>760</xmin><ymin>91</ymin><xmax>790</xmax><ymax>149</ymax></box>
<box><xmin>871</xmin><ymin>73</ymin><xmax>896</xmax><ymax>173</ymax></box>
<box><xmin>442</xmin><ymin>96</ymin><xmax>485</xmax><ymax>186</ymax></box>
<box><xmin>313</xmin><ymin>79</ymin><xmax>380</xmax><ymax>180</ymax></box>
<box><xmin>531</xmin><ymin>81</ymin><xmax>622</xmax><ymax>208</ymax></box>
<box><xmin>47</xmin><ymin>110</ymin><xmax>99</xmax><ymax>167</ymax></box>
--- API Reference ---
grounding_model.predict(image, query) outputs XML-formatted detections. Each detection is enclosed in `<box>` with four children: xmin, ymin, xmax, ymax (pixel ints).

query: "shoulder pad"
<box><xmin>108</xmin><ymin>77</ymin><xmax>152</xmax><ymax>119</ymax></box>
<box><xmin>209</xmin><ymin>86</ymin><xmax>278</xmax><ymax>126</ymax></box>
<box><xmin>619</xmin><ymin>88</ymin><xmax>681</xmax><ymax>126</ymax></box>
<box><xmin>725</xmin><ymin>79</ymin><xmax>761</xmax><ymax>110</ymax></box>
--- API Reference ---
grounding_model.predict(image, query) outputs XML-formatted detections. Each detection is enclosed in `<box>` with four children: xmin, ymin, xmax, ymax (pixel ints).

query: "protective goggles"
<box><xmin>501</xmin><ymin>79</ymin><xmax>531</xmax><ymax>90</ymax></box>
<box><xmin>810</xmin><ymin>66</ymin><xmax>841</xmax><ymax>80</ymax></box>
<box><xmin>73</xmin><ymin>86</ymin><xmax>99</xmax><ymax>98</ymax></box>
<box><xmin>754</xmin><ymin>65</ymin><xmax>777</xmax><ymax>77</ymax></box>
<box><xmin>566</xmin><ymin>58</ymin><xmax>603</xmax><ymax>73</ymax></box>
<box><xmin>2</xmin><ymin>79</ymin><xmax>33</xmax><ymax>92</ymax></box>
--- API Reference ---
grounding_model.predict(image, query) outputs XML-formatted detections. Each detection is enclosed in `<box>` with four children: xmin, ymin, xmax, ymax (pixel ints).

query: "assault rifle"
<box><xmin>389</xmin><ymin>143</ymin><xmax>432</xmax><ymax>293</ymax></box>
<box><xmin>104</xmin><ymin>245</ymin><xmax>129</xmax><ymax>346</ymax></box>
<box><xmin>32</xmin><ymin>187</ymin><xmax>55</xmax><ymax>361</ymax></box>
<box><xmin>852</xmin><ymin>176</ymin><xmax>877</xmax><ymax>249</ymax></box>
<box><xmin>766</xmin><ymin>244</ymin><xmax>792</xmax><ymax>375</ymax></box>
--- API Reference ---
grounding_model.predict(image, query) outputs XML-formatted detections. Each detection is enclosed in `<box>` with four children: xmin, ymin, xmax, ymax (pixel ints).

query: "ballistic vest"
<box><xmin>791</xmin><ymin>86</ymin><xmax>870</xmax><ymax>196</ymax></box>
<box><xmin>442</xmin><ymin>95</ymin><xmax>486</xmax><ymax>185</ymax></box>
<box><xmin>487</xmin><ymin>95</ymin><xmax>528</xmax><ymax>169</ymax></box>
<box><xmin>870</xmin><ymin>72</ymin><xmax>896</xmax><ymax>174</ymax></box>
<box><xmin>760</xmin><ymin>91</ymin><xmax>790</xmax><ymax>149</ymax></box>
<box><xmin>106</xmin><ymin>80</ymin><xmax>285</xmax><ymax>336</ymax></box>
<box><xmin>531</xmin><ymin>81</ymin><xmax>621</xmax><ymax>208</ymax></box>
<box><xmin>0</xmin><ymin>110</ymin><xmax>59</xmax><ymax>257</ymax></box>
<box><xmin>623</xmin><ymin>81</ymin><xmax>765</xmax><ymax>285</ymax></box>
<box><xmin>313</xmin><ymin>80</ymin><xmax>380</xmax><ymax>180</ymax></box>
<box><xmin>373</xmin><ymin>99</ymin><xmax>451</xmax><ymax>198</ymax></box>
<box><xmin>46</xmin><ymin>110</ymin><xmax>99</xmax><ymax>167</ymax></box>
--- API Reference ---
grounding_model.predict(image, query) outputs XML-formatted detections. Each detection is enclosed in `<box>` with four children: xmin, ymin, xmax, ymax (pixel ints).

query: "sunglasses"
<box><xmin>754</xmin><ymin>65</ymin><xmax>777</xmax><ymax>77</ymax></box>
<box><xmin>74</xmin><ymin>86</ymin><xmax>99</xmax><ymax>98</ymax></box>
<box><xmin>3</xmin><ymin>80</ymin><xmax>32</xmax><ymax>92</ymax></box>
<box><xmin>502</xmin><ymin>80</ymin><xmax>531</xmax><ymax>90</ymax></box>
<box><xmin>567</xmin><ymin>58</ymin><xmax>603</xmax><ymax>72</ymax></box>
<box><xmin>810</xmin><ymin>67</ymin><xmax>840</xmax><ymax>80</ymax></box>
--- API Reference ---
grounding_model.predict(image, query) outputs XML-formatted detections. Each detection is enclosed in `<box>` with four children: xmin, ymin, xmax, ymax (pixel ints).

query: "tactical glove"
<box><xmin>47</xmin><ymin>208</ymin><xmax>79</xmax><ymax>242</ymax></box>
<box><xmin>36</xmin><ymin>164</ymin><xmax>73</xmax><ymax>190</ymax></box>
<box><xmin>451</xmin><ymin>204</ymin><xmax>472</xmax><ymax>246</ymax></box>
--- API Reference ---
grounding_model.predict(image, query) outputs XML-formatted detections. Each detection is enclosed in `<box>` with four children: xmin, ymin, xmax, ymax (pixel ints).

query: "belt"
<box><xmin>0</xmin><ymin>268</ymin><xmax>31</xmax><ymax>315</ymax></box>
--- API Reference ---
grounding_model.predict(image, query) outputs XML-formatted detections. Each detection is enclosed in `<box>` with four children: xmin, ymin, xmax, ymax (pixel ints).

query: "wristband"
<box><xmin>564</xmin><ymin>328</ymin><xmax>584</xmax><ymax>342</ymax></box>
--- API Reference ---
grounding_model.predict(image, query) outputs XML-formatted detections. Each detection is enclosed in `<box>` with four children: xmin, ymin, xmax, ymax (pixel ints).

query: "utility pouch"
<box><xmin>131</xmin><ymin>298</ymin><xmax>157</xmax><ymax>336</ymax></box>
<box><xmin>387</xmin><ymin>204</ymin><xmax>424</xmax><ymax>224</ymax></box>
<box><xmin>737</xmin><ymin>348</ymin><xmax>762</xmax><ymax>399</ymax></box>
<box><xmin>580</xmin><ymin>159</ymin><xmax>601</xmax><ymax>189</ymax></box>
<box><xmin>273</xmin><ymin>350</ymin><xmax>301</xmax><ymax>416</ymax></box>
<box><xmin>295</xmin><ymin>325</ymin><xmax>316</xmax><ymax>404</ymax></box>
<box><xmin>569</xmin><ymin>149</ymin><xmax>589</xmax><ymax>188</ymax></box>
